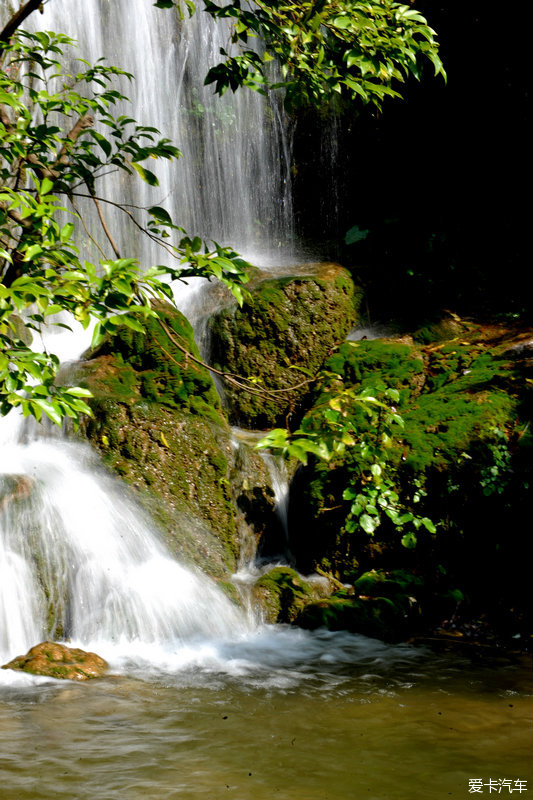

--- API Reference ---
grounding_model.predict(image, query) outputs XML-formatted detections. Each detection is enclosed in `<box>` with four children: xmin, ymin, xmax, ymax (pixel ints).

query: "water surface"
<box><xmin>1</xmin><ymin>630</ymin><xmax>531</xmax><ymax>800</ymax></box>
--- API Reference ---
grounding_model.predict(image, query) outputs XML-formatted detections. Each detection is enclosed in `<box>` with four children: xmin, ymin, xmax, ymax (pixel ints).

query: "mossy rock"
<box><xmin>2</xmin><ymin>641</ymin><xmax>108</xmax><ymax>681</ymax></box>
<box><xmin>288</xmin><ymin>324</ymin><xmax>533</xmax><ymax>633</ymax></box>
<box><xmin>209</xmin><ymin>263</ymin><xmax>362</xmax><ymax>428</ymax></box>
<box><xmin>81</xmin><ymin>300</ymin><xmax>225</xmax><ymax>426</ymax></box>
<box><xmin>296</xmin><ymin>594</ymin><xmax>407</xmax><ymax>641</ymax></box>
<box><xmin>83</xmin><ymin>399</ymin><xmax>238</xmax><ymax>578</ymax></box>
<box><xmin>70</xmin><ymin>302</ymin><xmax>299</xmax><ymax>581</ymax></box>
<box><xmin>68</xmin><ymin>303</ymin><xmax>242</xmax><ymax>579</ymax></box>
<box><xmin>252</xmin><ymin>566</ymin><xmax>318</xmax><ymax>624</ymax></box>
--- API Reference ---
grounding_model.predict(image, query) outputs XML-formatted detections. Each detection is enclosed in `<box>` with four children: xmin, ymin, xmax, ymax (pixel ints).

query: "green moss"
<box><xmin>253</xmin><ymin>566</ymin><xmax>314</xmax><ymax>623</ymax></box>
<box><xmin>217</xmin><ymin>580</ymin><xmax>242</xmax><ymax>606</ymax></box>
<box><xmin>71</xmin><ymin>304</ymin><xmax>243</xmax><ymax>579</ymax></box>
<box><xmin>79</xmin><ymin>302</ymin><xmax>225</xmax><ymax>426</ymax></box>
<box><xmin>296</xmin><ymin>594</ymin><xmax>406</xmax><ymax>641</ymax></box>
<box><xmin>82</xmin><ymin>401</ymin><xmax>239</xmax><ymax>576</ymax></box>
<box><xmin>289</xmin><ymin>329</ymin><xmax>532</xmax><ymax>605</ymax></box>
<box><xmin>209</xmin><ymin>264</ymin><xmax>362</xmax><ymax>428</ymax></box>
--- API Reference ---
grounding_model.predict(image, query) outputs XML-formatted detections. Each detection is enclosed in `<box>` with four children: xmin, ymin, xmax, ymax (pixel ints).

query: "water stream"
<box><xmin>0</xmin><ymin>643</ymin><xmax>531</xmax><ymax>800</ymax></box>
<box><xmin>28</xmin><ymin>0</ymin><xmax>295</xmax><ymax>267</ymax></box>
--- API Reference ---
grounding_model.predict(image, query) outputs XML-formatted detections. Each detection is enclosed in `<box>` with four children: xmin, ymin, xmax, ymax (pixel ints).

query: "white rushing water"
<box><xmin>0</xmin><ymin>0</ymin><xmax>287</xmax><ymax>680</ymax></box>
<box><xmin>30</xmin><ymin>0</ymin><xmax>294</xmax><ymax>269</ymax></box>
<box><xmin>0</xmin><ymin>411</ymin><xmax>250</xmax><ymax>672</ymax></box>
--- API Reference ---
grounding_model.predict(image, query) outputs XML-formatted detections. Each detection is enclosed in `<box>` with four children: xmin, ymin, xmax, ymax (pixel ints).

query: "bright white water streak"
<box><xmin>29</xmin><ymin>0</ymin><xmax>295</xmax><ymax>274</ymax></box>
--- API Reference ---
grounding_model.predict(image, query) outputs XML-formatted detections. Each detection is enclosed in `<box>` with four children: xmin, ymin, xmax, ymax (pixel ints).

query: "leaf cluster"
<box><xmin>257</xmin><ymin>364</ymin><xmax>436</xmax><ymax>547</ymax></box>
<box><xmin>157</xmin><ymin>0</ymin><xmax>445</xmax><ymax>111</ymax></box>
<box><xmin>1</xmin><ymin>29</ymin><xmax>251</xmax><ymax>426</ymax></box>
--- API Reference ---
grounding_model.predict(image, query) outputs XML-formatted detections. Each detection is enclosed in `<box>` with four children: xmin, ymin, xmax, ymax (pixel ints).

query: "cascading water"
<box><xmin>0</xmin><ymin>316</ymin><xmax>250</xmax><ymax>672</ymax></box>
<box><xmin>0</xmin><ymin>0</ymin><xmax>297</xmax><ymax>677</ymax></box>
<box><xmin>0</xmin><ymin>0</ymin><xmax>406</xmax><ymax>683</ymax></box>
<box><xmin>30</xmin><ymin>0</ymin><xmax>295</xmax><ymax>271</ymax></box>
<box><xmin>0</xmin><ymin>432</ymin><xmax>248</xmax><ymax>666</ymax></box>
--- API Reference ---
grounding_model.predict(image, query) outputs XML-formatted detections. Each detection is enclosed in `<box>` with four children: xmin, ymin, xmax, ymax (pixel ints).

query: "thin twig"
<box><xmin>69</xmin><ymin>197</ymin><xmax>108</xmax><ymax>260</ymax></box>
<box><xmin>89</xmin><ymin>191</ymin><xmax>121</xmax><ymax>259</ymax></box>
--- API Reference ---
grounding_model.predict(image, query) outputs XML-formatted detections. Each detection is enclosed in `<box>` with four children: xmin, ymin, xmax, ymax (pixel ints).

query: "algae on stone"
<box><xmin>253</xmin><ymin>566</ymin><xmax>317</xmax><ymax>624</ymax></box>
<box><xmin>71</xmin><ymin>303</ymin><xmax>240</xmax><ymax>579</ymax></box>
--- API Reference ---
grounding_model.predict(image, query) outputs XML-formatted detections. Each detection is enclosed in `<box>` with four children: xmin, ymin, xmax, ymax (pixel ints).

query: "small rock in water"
<box><xmin>1</xmin><ymin>641</ymin><xmax>108</xmax><ymax>681</ymax></box>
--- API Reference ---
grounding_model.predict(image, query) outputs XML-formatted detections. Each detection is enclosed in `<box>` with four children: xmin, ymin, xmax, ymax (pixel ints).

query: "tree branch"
<box><xmin>89</xmin><ymin>190</ymin><xmax>121</xmax><ymax>259</ymax></box>
<box><xmin>70</xmin><ymin>191</ymin><xmax>180</xmax><ymax>260</ymax></box>
<box><xmin>0</xmin><ymin>0</ymin><xmax>44</xmax><ymax>46</ymax></box>
<box><xmin>55</xmin><ymin>113</ymin><xmax>94</xmax><ymax>166</ymax></box>
<box><xmin>0</xmin><ymin>105</ymin><xmax>12</xmax><ymax>129</ymax></box>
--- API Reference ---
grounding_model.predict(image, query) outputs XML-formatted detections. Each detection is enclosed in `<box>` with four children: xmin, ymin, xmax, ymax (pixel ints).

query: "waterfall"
<box><xmin>256</xmin><ymin>452</ymin><xmax>291</xmax><ymax>564</ymax></box>
<box><xmin>30</xmin><ymin>0</ymin><xmax>295</xmax><ymax>272</ymax></box>
<box><xmin>0</xmin><ymin>414</ymin><xmax>249</xmax><ymax>667</ymax></box>
<box><xmin>0</xmin><ymin>1</ymin><xmax>302</xmax><ymax>673</ymax></box>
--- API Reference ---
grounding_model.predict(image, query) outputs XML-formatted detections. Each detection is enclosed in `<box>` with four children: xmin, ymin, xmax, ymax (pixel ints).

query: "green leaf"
<box><xmin>131</xmin><ymin>161</ymin><xmax>159</xmax><ymax>186</ymax></box>
<box><xmin>65</xmin><ymin>387</ymin><xmax>93</xmax><ymax>398</ymax></box>
<box><xmin>345</xmin><ymin>225</ymin><xmax>369</xmax><ymax>245</ymax></box>
<box><xmin>360</xmin><ymin>514</ymin><xmax>378</xmax><ymax>535</ymax></box>
<box><xmin>34</xmin><ymin>398</ymin><xmax>63</xmax><ymax>426</ymax></box>
<box><xmin>60</xmin><ymin>222</ymin><xmax>75</xmax><ymax>242</ymax></box>
<box><xmin>448</xmin><ymin>588</ymin><xmax>464</xmax><ymax>603</ymax></box>
<box><xmin>40</xmin><ymin>178</ymin><xmax>54</xmax><ymax>195</ymax></box>
<box><xmin>119</xmin><ymin>315</ymin><xmax>146</xmax><ymax>333</ymax></box>
<box><xmin>91</xmin><ymin>131</ymin><xmax>112</xmax><ymax>157</ymax></box>
<box><xmin>148</xmin><ymin>206</ymin><xmax>173</xmax><ymax>225</ymax></box>
<box><xmin>90</xmin><ymin>322</ymin><xmax>104</xmax><ymax>349</ymax></box>
<box><xmin>420</xmin><ymin>517</ymin><xmax>437</xmax><ymax>534</ymax></box>
<box><xmin>401</xmin><ymin>532</ymin><xmax>417</xmax><ymax>549</ymax></box>
<box><xmin>24</xmin><ymin>244</ymin><xmax>43</xmax><ymax>261</ymax></box>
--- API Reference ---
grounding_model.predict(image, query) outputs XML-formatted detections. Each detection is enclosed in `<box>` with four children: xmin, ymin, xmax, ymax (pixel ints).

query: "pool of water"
<box><xmin>1</xmin><ymin>628</ymin><xmax>531</xmax><ymax>800</ymax></box>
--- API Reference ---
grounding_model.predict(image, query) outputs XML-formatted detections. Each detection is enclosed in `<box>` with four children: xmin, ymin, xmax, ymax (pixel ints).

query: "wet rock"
<box><xmin>2</xmin><ymin>642</ymin><xmax>108</xmax><ymax>681</ymax></box>
<box><xmin>68</xmin><ymin>301</ymin><xmax>289</xmax><ymax>582</ymax></box>
<box><xmin>209</xmin><ymin>262</ymin><xmax>362</xmax><ymax>428</ymax></box>
<box><xmin>65</xmin><ymin>304</ymin><xmax>239</xmax><ymax>578</ymax></box>
<box><xmin>252</xmin><ymin>566</ymin><xmax>327</xmax><ymax>624</ymax></box>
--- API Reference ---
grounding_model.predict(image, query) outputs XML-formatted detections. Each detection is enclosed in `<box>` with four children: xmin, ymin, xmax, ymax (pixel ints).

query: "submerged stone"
<box><xmin>2</xmin><ymin>642</ymin><xmax>108</xmax><ymax>681</ymax></box>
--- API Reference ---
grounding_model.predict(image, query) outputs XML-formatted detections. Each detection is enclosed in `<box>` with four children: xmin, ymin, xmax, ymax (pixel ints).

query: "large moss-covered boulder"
<box><xmin>2</xmin><ymin>642</ymin><xmax>108</xmax><ymax>681</ymax></box>
<box><xmin>70</xmin><ymin>304</ymin><xmax>240</xmax><ymax>579</ymax></box>
<box><xmin>296</xmin><ymin>569</ymin><xmax>425</xmax><ymax>641</ymax></box>
<box><xmin>84</xmin><ymin>301</ymin><xmax>225</xmax><ymax>425</ymax></box>
<box><xmin>289</xmin><ymin>320</ymin><xmax>533</xmax><ymax>636</ymax></box>
<box><xmin>209</xmin><ymin>263</ymin><xmax>362</xmax><ymax>428</ymax></box>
